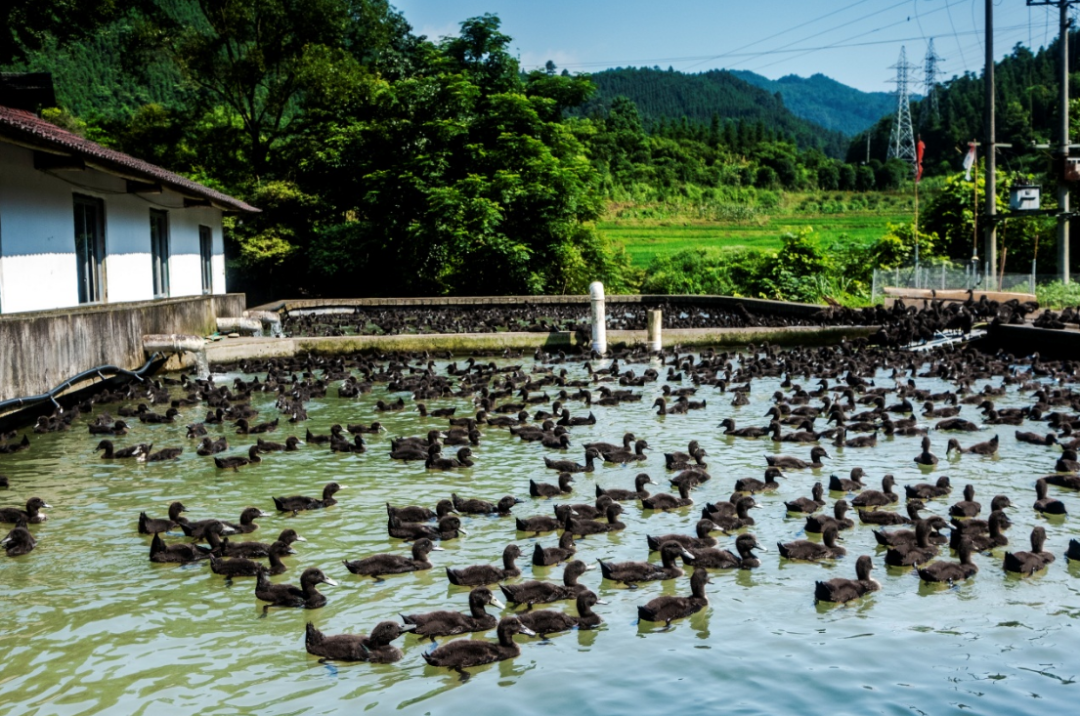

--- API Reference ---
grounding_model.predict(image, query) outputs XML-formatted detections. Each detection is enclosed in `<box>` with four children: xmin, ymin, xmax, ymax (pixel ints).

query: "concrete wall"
<box><xmin>0</xmin><ymin>293</ymin><xmax>246</xmax><ymax>403</ymax></box>
<box><xmin>254</xmin><ymin>294</ymin><xmax>826</xmax><ymax>318</ymax></box>
<box><xmin>0</xmin><ymin>141</ymin><xmax>226</xmax><ymax>313</ymax></box>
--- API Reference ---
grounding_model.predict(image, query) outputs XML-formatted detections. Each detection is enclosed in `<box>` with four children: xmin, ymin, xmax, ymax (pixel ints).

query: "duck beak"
<box><xmin>323</xmin><ymin>577</ymin><xmax>339</xmax><ymax>587</ymax></box>
<box><xmin>294</xmin><ymin>535</ymin><xmax>307</xmax><ymax>542</ymax></box>
<box><xmin>681</xmin><ymin>550</ymin><xmax>696</xmax><ymax>561</ymax></box>
<box><xmin>287</xmin><ymin>548</ymin><xmax>298</xmax><ymax>554</ymax></box>
<box><xmin>400</xmin><ymin>623</ymin><xmax>418</xmax><ymax>631</ymax></box>
<box><xmin>754</xmin><ymin>543</ymin><xmax>768</xmax><ymax>552</ymax></box>
<box><xmin>583</xmin><ymin>563</ymin><xmax>596</xmax><ymax>570</ymax></box>
<box><xmin>518</xmin><ymin>625</ymin><xmax>537</xmax><ymax>637</ymax></box>
<box><xmin>457</xmin><ymin>527</ymin><xmax>469</xmax><ymax>535</ymax></box>
<box><xmin>514</xmin><ymin>498</ymin><xmax>525</xmax><ymax>504</ymax></box>
<box><xmin>42</xmin><ymin>502</ymin><xmax>52</xmax><ymax>509</ymax></box>
<box><xmin>490</xmin><ymin>597</ymin><xmax>506</xmax><ymax>609</ymax></box>
<box><xmin>594</xmin><ymin>599</ymin><xmax>610</xmax><ymax>605</ymax></box>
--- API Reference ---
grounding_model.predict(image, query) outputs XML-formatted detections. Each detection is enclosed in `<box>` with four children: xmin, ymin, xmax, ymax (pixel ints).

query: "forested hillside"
<box><xmin>731</xmin><ymin>70</ymin><xmax>899</xmax><ymax>136</ymax></box>
<box><xmin>578</xmin><ymin>67</ymin><xmax>849</xmax><ymax>157</ymax></box>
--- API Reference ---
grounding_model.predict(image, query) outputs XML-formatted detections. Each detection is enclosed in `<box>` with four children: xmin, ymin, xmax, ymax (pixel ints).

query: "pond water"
<box><xmin>2</xmin><ymin>350</ymin><xmax>1078</xmax><ymax>716</ymax></box>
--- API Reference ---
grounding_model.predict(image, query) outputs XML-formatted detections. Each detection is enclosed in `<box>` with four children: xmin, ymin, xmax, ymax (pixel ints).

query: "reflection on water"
<box><xmin>0</xmin><ymin>351</ymin><xmax>1078</xmax><ymax>715</ymax></box>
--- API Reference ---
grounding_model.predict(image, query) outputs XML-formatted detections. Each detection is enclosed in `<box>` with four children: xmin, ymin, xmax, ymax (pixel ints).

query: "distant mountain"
<box><xmin>730</xmin><ymin>70</ymin><xmax>904</xmax><ymax>136</ymax></box>
<box><xmin>579</xmin><ymin>67</ymin><xmax>848</xmax><ymax>156</ymax></box>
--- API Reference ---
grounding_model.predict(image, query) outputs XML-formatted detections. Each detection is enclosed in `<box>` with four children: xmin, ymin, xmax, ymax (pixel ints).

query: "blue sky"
<box><xmin>392</xmin><ymin>0</ymin><xmax>1065</xmax><ymax>93</ymax></box>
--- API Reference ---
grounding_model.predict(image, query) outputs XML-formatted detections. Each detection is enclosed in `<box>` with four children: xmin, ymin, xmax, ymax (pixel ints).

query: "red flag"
<box><xmin>916</xmin><ymin>139</ymin><xmax>925</xmax><ymax>183</ymax></box>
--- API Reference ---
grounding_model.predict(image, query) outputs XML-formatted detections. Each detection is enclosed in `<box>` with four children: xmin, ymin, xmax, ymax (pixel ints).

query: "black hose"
<box><xmin>0</xmin><ymin>352</ymin><xmax>163</xmax><ymax>414</ymax></box>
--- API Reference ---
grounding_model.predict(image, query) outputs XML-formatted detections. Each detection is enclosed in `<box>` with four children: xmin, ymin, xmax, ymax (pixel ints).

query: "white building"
<box><xmin>0</xmin><ymin>74</ymin><xmax>257</xmax><ymax>314</ymax></box>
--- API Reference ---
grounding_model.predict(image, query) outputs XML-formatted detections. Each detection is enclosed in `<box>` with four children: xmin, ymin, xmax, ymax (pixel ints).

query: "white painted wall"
<box><xmin>0</xmin><ymin>140</ymin><xmax>227</xmax><ymax>314</ymax></box>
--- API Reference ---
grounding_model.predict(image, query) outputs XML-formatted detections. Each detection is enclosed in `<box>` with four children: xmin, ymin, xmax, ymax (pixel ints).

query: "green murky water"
<box><xmin>2</xmin><ymin>352</ymin><xmax>1079</xmax><ymax>716</ymax></box>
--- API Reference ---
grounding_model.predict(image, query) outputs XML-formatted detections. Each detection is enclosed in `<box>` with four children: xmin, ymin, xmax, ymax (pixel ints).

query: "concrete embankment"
<box><xmin>204</xmin><ymin>325</ymin><xmax>877</xmax><ymax>364</ymax></box>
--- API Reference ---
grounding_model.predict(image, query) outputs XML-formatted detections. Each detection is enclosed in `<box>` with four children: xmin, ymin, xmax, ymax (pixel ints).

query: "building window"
<box><xmin>150</xmin><ymin>209</ymin><xmax>170</xmax><ymax>298</ymax></box>
<box><xmin>73</xmin><ymin>194</ymin><xmax>106</xmax><ymax>304</ymax></box>
<box><xmin>199</xmin><ymin>225</ymin><xmax>213</xmax><ymax>294</ymax></box>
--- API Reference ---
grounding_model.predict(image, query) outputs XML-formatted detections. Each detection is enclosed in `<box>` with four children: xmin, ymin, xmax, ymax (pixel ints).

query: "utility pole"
<box><xmin>985</xmin><ymin>0</ymin><xmax>997</xmax><ymax>285</ymax></box>
<box><xmin>922</xmin><ymin>39</ymin><xmax>943</xmax><ymax>129</ymax></box>
<box><xmin>1028</xmin><ymin>0</ymin><xmax>1078</xmax><ymax>283</ymax></box>
<box><xmin>888</xmin><ymin>47</ymin><xmax>918</xmax><ymax>171</ymax></box>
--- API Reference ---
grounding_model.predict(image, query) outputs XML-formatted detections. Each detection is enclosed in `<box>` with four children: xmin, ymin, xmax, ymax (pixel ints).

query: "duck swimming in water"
<box><xmin>0</xmin><ymin>497</ymin><xmax>50</xmax><ymax>524</ymax></box>
<box><xmin>1003</xmin><ymin>526</ymin><xmax>1055</xmax><ymax>575</ymax></box>
<box><xmin>446</xmin><ymin>544</ymin><xmax>523</xmax><ymax>586</ymax></box>
<box><xmin>421</xmin><ymin>616</ymin><xmax>535</xmax><ymax>678</ymax></box>
<box><xmin>517</xmin><ymin>590</ymin><xmax>605</xmax><ymax>638</ymax></box>
<box><xmin>344</xmin><ymin>538</ymin><xmax>443</xmax><ymax>579</ymax></box>
<box><xmin>402</xmin><ymin>586</ymin><xmax>504</xmax><ymax>641</ymax></box>
<box><xmin>255</xmin><ymin>566</ymin><xmax>336</xmax><ymax>610</ymax></box>
<box><xmin>598</xmin><ymin>541</ymin><xmax>695</xmax><ymax>586</ymax></box>
<box><xmin>499</xmin><ymin>560</ymin><xmax>593</xmax><ymax>606</ymax></box>
<box><xmin>765</xmin><ymin>446</ymin><xmax>829</xmax><ymax>470</ymax></box>
<box><xmin>814</xmin><ymin>555</ymin><xmax>879</xmax><ymax>604</ymax></box>
<box><xmin>637</xmin><ymin>567</ymin><xmax>709</xmax><ymax>627</ymax></box>
<box><xmin>273</xmin><ymin>482</ymin><xmax>342</xmax><ymax>512</ymax></box>
<box><xmin>138</xmin><ymin>501</ymin><xmax>186</xmax><ymax>534</ymax></box>
<box><xmin>305</xmin><ymin>621</ymin><xmax>415</xmax><ymax>663</ymax></box>
<box><xmin>777</xmin><ymin>524</ymin><xmax>846</xmax><ymax>561</ymax></box>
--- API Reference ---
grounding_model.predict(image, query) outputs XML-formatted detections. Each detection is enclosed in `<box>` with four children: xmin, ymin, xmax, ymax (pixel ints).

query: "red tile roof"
<box><xmin>0</xmin><ymin>105</ymin><xmax>258</xmax><ymax>213</ymax></box>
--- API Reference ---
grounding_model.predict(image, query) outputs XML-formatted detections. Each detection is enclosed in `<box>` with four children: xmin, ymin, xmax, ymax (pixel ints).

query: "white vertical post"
<box><xmin>646</xmin><ymin>309</ymin><xmax>662</xmax><ymax>352</ymax></box>
<box><xmin>589</xmin><ymin>282</ymin><xmax>607</xmax><ymax>355</ymax></box>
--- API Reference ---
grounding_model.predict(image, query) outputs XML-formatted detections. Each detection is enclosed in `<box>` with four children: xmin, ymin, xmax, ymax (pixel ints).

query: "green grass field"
<box><xmin>602</xmin><ymin>212</ymin><xmax>911</xmax><ymax>268</ymax></box>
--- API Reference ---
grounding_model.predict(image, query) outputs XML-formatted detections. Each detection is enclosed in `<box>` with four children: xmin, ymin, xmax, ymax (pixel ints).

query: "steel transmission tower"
<box><xmin>921</xmin><ymin>39</ymin><xmax>943</xmax><ymax>127</ymax></box>
<box><xmin>887</xmin><ymin>46</ymin><xmax>918</xmax><ymax>169</ymax></box>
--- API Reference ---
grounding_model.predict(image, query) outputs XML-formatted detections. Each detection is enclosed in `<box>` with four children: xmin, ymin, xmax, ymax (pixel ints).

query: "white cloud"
<box><xmin>415</xmin><ymin>22</ymin><xmax>460</xmax><ymax>42</ymax></box>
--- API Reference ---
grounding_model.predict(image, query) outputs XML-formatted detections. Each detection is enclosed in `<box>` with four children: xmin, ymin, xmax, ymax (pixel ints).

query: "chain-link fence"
<box><xmin>871</xmin><ymin>263</ymin><xmax>1054</xmax><ymax>298</ymax></box>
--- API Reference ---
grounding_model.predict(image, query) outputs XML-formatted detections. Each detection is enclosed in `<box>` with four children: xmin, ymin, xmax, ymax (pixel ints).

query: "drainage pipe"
<box><xmin>143</xmin><ymin>334</ymin><xmax>208</xmax><ymax>377</ymax></box>
<box><xmin>0</xmin><ymin>353</ymin><xmax>161</xmax><ymax>414</ymax></box>
<box><xmin>647</xmin><ymin>309</ymin><xmax>663</xmax><ymax>352</ymax></box>
<box><xmin>216</xmin><ymin>317</ymin><xmax>263</xmax><ymax>335</ymax></box>
<box><xmin>589</xmin><ymin>281</ymin><xmax>607</xmax><ymax>355</ymax></box>
<box><xmin>245</xmin><ymin>310</ymin><xmax>283</xmax><ymax>337</ymax></box>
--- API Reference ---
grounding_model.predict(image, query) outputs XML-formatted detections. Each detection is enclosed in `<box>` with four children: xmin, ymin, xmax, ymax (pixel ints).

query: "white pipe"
<box><xmin>216</xmin><ymin>317</ymin><xmax>263</xmax><ymax>335</ymax></box>
<box><xmin>143</xmin><ymin>334</ymin><xmax>209</xmax><ymax>378</ymax></box>
<box><xmin>647</xmin><ymin>309</ymin><xmax>662</xmax><ymax>352</ymax></box>
<box><xmin>245</xmin><ymin>310</ymin><xmax>283</xmax><ymax>337</ymax></box>
<box><xmin>589</xmin><ymin>281</ymin><xmax>607</xmax><ymax>355</ymax></box>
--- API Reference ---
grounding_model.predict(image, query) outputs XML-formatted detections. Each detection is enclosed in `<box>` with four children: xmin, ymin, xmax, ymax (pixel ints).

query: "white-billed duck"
<box><xmin>544</xmin><ymin>449</ymin><xmax>599</xmax><ymax>473</ymax></box>
<box><xmin>883</xmin><ymin>519</ymin><xmax>941</xmax><ymax>566</ymax></box>
<box><xmin>596</xmin><ymin>473</ymin><xmax>653</xmax><ymax>501</ymax></box>
<box><xmin>446</xmin><ymin>544</ymin><xmax>522</xmax><ymax>586</ymax></box>
<box><xmin>784</xmin><ymin>482</ymin><xmax>826</xmax><ymax>513</ymax></box>
<box><xmin>212</xmin><ymin>528</ymin><xmax>306</xmax><ymax>559</ymax></box>
<box><xmin>917</xmin><ymin>539</ymin><xmax>978</xmax><ymax>583</ymax></box>
<box><xmin>149</xmin><ymin>533</ymin><xmax>211</xmax><ymax>563</ymax></box>
<box><xmin>828</xmin><ymin>467</ymin><xmax>867</xmax><ymax>492</ymax></box>
<box><xmin>805</xmin><ymin>500</ymin><xmax>853</xmax><ymax>533</ymax></box>
<box><xmin>138</xmin><ymin>501</ymin><xmax>186</xmax><ymax>534</ymax></box>
<box><xmin>689</xmin><ymin>533</ymin><xmax>765</xmax><ymax>569</ymax></box>
<box><xmin>568</xmin><ymin>503</ymin><xmax>626</xmax><ymax>535</ymax></box>
<box><xmin>196</xmin><ymin>437</ymin><xmax>228</xmax><ymax>456</ymax></box>
<box><xmin>451</xmin><ymin>493</ymin><xmax>521</xmax><ymax>516</ymax></box>
<box><xmin>814</xmin><ymin>555</ymin><xmax>879</xmax><ymax>604</ymax></box>
<box><xmin>734</xmin><ymin>467</ymin><xmax>785</xmax><ymax>493</ymax></box>
<box><xmin>387</xmin><ymin>499</ymin><xmax>456</xmax><ymax>524</ymax></box>
<box><xmin>515</xmin><ymin>504</ymin><xmax>575</xmax><ymax>534</ymax></box>
<box><xmin>1034</xmin><ymin>478</ymin><xmax>1067</xmax><ymax>514</ymax></box>
<box><xmin>637</xmin><ymin>566</ymin><xmax>709</xmax><ymax>626</ymax></box>
<box><xmin>499</xmin><ymin>560</ymin><xmax>593</xmax><ymax>606</ymax></box>
<box><xmin>598</xmin><ymin>541</ymin><xmax>694</xmax><ymax>586</ymax></box>
<box><xmin>426</xmin><ymin>447</ymin><xmax>474</xmax><ymax>470</ymax></box>
<box><xmin>222</xmin><ymin>507</ymin><xmax>266</xmax><ymax>534</ymax></box>
<box><xmin>1003</xmin><ymin>526</ymin><xmax>1055</xmax><ymax>575</ymax></box>
<box><xmin>388</xmin><ymin>514</ymin><xmax>466</xmax><ymax>541</ymax></box>
<box><xmin>905</xmin><ymin>476</ymin><xmax>952</xmax><ymax>500</ymax></box>
<box><xmin>949</xmin><ymin>484</ymin><xmax>981</xmax><ymax>517</ymax></box>
<box><xmin>718</xmin><ymin>418</ymin><xmax>770</xmax><ymax>438</ymax></box>
<box><xmin>256</xmin><ymin>436</ymin><xmax>301</xmax><ymax>452</ymax></box>
<box><xmin>646</xmin><ymin>519</ymin><xmax>719</xmax><ymax>552</ymax></box>
<box><xmin>96</xmin><ymin>440</ymin><xmax>150</xmax><ymax>459</ymax></box>
<box><xmin>946</xmin><ymin>435</ymin><xmax>999</xmax><ymax>456</ymax></box>
<box><xmin>857</xmin><ymin>499</ymin><xmax>922</xmax><ymax>526</ymax></box>
<box><xmin>532</xmin><ymin>530</ymin><xmax>575</xmax><ymax>566</ymax></box>
<box><xmin>708</xmin><ymin>496</ymin><xmax>758</xmax><ymax>531</ymax></box>
<box><xmin>530</xmin><ymin>473</ymin><xmax>574</xmax><ymax>498</ymax></box>
<box><xmin>213</xmin><ymin>445</ymin><xmax>262</xmax><ymax>470</ymax></box>
<box><xmin>766</xmin><ymin>446</ymin><xmax>829</xmax><ymax>470</ymax></box>
<box><xmin>421</xmin><ymin>616</ymin><xmax>535</xmax><ymax>676</ymax></box>
<box><xmin>873</xmin><ymin>515</ymin><xmax>950</xmax><ymax>547</ymax></box>
<box><xmin>402</xmin><ymin>586</ymin><xmax>504</xmax><ymax>641</ymax></box>
<box><xmin>344</xmin><ymin>538</ymin><xmax>443</xmax><ymax>578</ymax></box>
<box><xmin>210</xmin><ymin>540</ymin><xmax>294</xmax><ymax>577</ymax></box>
<box><xmin>0</xmin><ymin>497</ymin><xmax>50</xmax><ymax>524</ymax></box>
<box><xmin>913</xmin><ymin>436</ymin><xmax>938</xmax><ymax>466</ymax></box>
<box><xmin>273</xmin><ymin>482</ymin><xmax>342</xmax><ymax>512</ymax></box>
<box><xmin>777</xmin><ymin>524</ymin><xmax>845</xmax><ymax>561</ymax></box>
<box><xmin>518</xmin><ymin>590</ymin><xmax>604</xmax><ymax>638</ymax></box>
<box><xmin>255</xmin><ymin>566</ymin><xmax>336</xmax><ymax>609</ymax></box>
<box><xmin>641</xmin><ymin>481</ymin><xmax>693</xmax><ymax>511</ymax></box>
<box><xmin>305</xmin><ymin>621</ymin><xmax>415</xmax><ymax>663</ymax></box>
<box><xmin>852</xmin><ymin>474</ymin><xmax>899</xmax><ymax>509</ymax></box>
<box><xmin>2</xmin><ymin>524</ymin><xmax>35</xmax><ymax>557</ymax></box>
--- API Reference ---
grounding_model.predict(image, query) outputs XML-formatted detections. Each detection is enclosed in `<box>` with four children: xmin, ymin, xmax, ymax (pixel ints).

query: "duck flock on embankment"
<box><xmin>3</xmin><ymin>323</ymin><xmax>1080</xmax><ymax>679</ymax></box>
